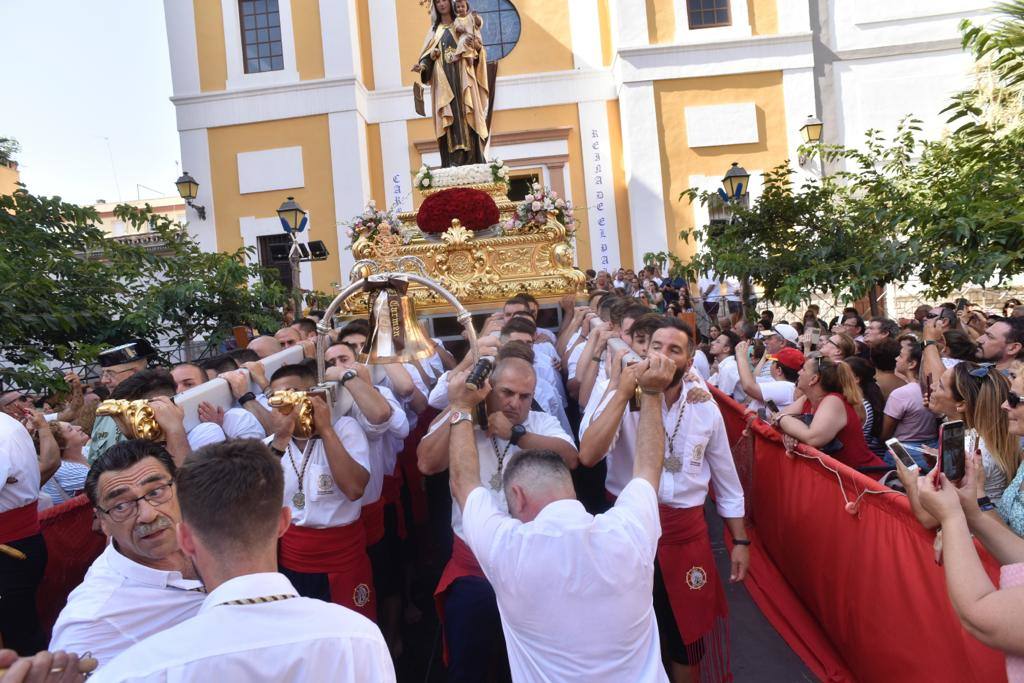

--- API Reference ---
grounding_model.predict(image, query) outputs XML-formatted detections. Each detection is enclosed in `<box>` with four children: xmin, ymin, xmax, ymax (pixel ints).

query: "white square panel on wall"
<box><xmin>684</xmin><ymin>103</ymin><xmax>759</xmax><ymax>148</ymax></box>
<box><xmin>237</xmin><ymin>146</ymin><xmax>305</xmax><ymax>195</ymax></box>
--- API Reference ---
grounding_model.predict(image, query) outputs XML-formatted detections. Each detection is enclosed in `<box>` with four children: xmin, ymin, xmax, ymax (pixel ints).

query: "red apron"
<box><xmin>279</xmin><ymin>522</ymin><xmax>377</xmax><ymax>621</ymax></box>
<box><xmin>362</xmin><ymin>499</ymin><xmax>386</xmax><ymax>547</ymax></box>
<box><xmin>658</xmin><ymin>504</ymin><xmax>731</xmax><ymax>681</ymax></box>
<box><xmin>433</xmin><ymin>535</ymin><xmax>487</xmax><ymax>664</ymax></box>
<box><xmin>0</xmin><ymin>502</ymin><xmax>40</xmax><ymax>544</ymax></box>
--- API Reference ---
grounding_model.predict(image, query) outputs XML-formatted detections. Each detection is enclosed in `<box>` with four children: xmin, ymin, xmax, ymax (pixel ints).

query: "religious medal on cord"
<box><xmin>286</xmin><ymin>440</ymin><xmax>316</xmax><ymax>510</ymax></box>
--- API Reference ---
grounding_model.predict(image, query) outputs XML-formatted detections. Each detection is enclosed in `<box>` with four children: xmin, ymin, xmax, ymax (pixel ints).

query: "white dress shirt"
<box><xmin>350</xmin><ymin>386</ymin><xmax>408</xmax><ymax>505</ymax></box>
<box><xmin>709</xmin><ymin>356</ymin><xmax>746</xmax><ymax>403</ymax></box>
<box><xmin>186</xmin><ymin>422</ymin><xmax>226</xmax><ymax>450</ymax></box>
<box><xmin>222</xmin><ymin>407</ymin><xmax>266</xmax><ymax>440</ymax></box>
<box><xmin>462</xmin><ymin>479</ymin><xmax>668</xmax><ymax>683</ymax></box>
<box><xmin>90</xmin><ymin>572</ymin><xmax>394</xmax><ymax>683</ymax></box>
<box><xmin>747</xmin><ymin>380</ymin><xmax>796</xmax><ymax>412</ymax></box>
<box><xmin>426</xmin><ymin>410</ymin><xmax>575</xmax><ymax>541</ymax></box>
<box><xmin>0</xmin><ymin>412</ymin><xmax>39</xmax><ymax>511</ymax></box>
<box><xmin>567</xmin><ymin>342</ymin><xmax>587</xmax><ymax>382</ymax></box>
<box><xmin>587</xmin><ymin>379</ymin><xmax>745</xmax><ymax>517</ymax></box>
<box><xmin>267</xmin><ymin>417</ymin><xmax>371</xmax><ymax>528</ymax></box>
<box><xmin>536</xmin><ymin>327</ymin><xmax>558</xmax><ymax>345</ymax></box>
<box><xmin>50</xmin><ymin>544</ymin><xmax>204</xmax><ymax>667</ymax></box>
<box><xmin>691</xmin><ymin>349</ymin><xmax>711</xmax><ymax>381</ymax></box>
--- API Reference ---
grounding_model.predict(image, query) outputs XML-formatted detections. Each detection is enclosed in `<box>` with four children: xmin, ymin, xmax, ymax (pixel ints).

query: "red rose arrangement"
<box><xmin>416</xmin><ymin>187</ymin><xmax>499</xmax><ymax>234</ymax></box>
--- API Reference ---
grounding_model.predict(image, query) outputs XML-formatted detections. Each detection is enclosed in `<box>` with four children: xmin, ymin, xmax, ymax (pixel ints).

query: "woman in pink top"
<box><xmin>917</xmin><ymin>456</ymin><xmax>1024</xmax><ymax>682</ymax></box>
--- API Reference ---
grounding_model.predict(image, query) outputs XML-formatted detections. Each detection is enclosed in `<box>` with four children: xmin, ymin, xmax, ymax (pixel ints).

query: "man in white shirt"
<box><xmin>51</xmin><ymin>440</ymin><xmax>205</xmax><ymax>667</ymax></box>
<box><xmin>418</xmin><ymin>355</ymin><xmax>578</xmax><ymax>682</ymax></box>
<box><xmin>91</xmin><ymin>439</ymin><xmax>394</xmax><ymax>683</ymax></box>
<box><xmin>170</xmin><ymin>362</ymin><xmax>266</xmax><ymax>440</ymax></box>
<box><xmin>0</xmin><ymin>411</ymin><xmax>56</xmax><ymax>654</ymax></box>
<box><xmin>708</xmin><ymin>331</ymin><xmax>745</xmax><ymax>403</ymax></box>
<box><xmin>734</xmin><ymin>343</ymin><xmax>802</xmax><ymax>414</ymax></box>
<box><xmin>445</xmin><ymin>354</ymin><xmax>674</xmax><ymax>683</ymax></box>
<box><xmin>697</xmin><ymin>271</ymin><xmax>723</xmax><ymax>320</ymax></box>
<box><xmin>262</xmin><ymin>363</ymin><xmax>376</xmax><ymax>620</ymax></box>
<box><xmin>580</xmin><ymin>318</ymin><xmax>749</xmax><ymax>683</ymax></box>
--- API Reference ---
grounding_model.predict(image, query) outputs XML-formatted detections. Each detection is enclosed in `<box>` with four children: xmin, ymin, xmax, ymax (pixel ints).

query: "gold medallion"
<box><xmin>664</xmin><ymin>456</ymin><xmax>683</xmax><ymax>474</ymax></box>
<box><xmin>292</xmin><ymin>491</ymin><xmax>306</xmax><ymax>510</ymax></box>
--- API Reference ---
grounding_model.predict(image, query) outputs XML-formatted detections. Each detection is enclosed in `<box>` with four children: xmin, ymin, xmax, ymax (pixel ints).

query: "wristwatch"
<box><xmin>978</xmin><ymin>496</ymin><xmax>996</xmax><ymax>512</ymax></box>
<box><xmin>339</xmin><ymin>369</ymin><xmax>358</xmax><ymax>386</ymax></box>
<box><xmin>238</xmin><ymin>391</ymin><xmax>256</xmax><ymax>406</ymax></box>
<box><xmin>449</xmin><ymin>410</ymin><xmax>473</xmax><ymax>426</ymax></box>
<box><xmin>509</xmin><ymin>424</ymin><xmax>527</xmax><ymax>445</ymax></box>
<box><xmin>923</xmin><ymin>340</ymin><xmax>938</xmax><ymax>349</ymax></box>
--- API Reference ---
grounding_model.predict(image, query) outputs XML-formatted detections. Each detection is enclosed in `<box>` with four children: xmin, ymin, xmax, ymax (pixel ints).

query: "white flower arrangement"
<box><xmin>503</xmin><ymin>182</ymin><xmax>577</xmax><ymax>235</ymax></box>
<box><xmin>413</xmin><ymin>165</ymin><xmax>433</xmax><ymax>191</ymax></box>
<box><xmin>489</xmin><ymin>158</ymin><xmax>510</xmax><ymax>186</ymax></box>
<box><xmin>417</xmin><ymin>163</ymin><xmax>494</xmax><ymax>190</ymax></box>
<box><xmin>339</xmin><ymin>201</ymin><xmax>414</xmax><ymax>249</ymax></box>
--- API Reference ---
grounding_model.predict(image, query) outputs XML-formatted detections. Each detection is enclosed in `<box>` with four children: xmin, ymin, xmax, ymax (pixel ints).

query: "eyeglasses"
<box><xmin>100</xmin><ymin>367</ymin><xmax>136</xmax><ymax>381</ymax></box>
<box><xmin>1009</xmin><ymin>392</ymin><xmax>1022</xmax><ymax>409</ymax></box>
<box><xmin>97</xmin><ymin>481</ymin><xmax>175</xmax><ymax>523</ymax></box>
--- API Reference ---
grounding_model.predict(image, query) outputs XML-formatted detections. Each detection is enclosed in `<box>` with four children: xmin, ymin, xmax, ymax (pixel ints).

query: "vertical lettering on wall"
<box><xmin>578</xmin><ymin>101</ymin><xmax>620</xmax><ymax>272</ymax></box>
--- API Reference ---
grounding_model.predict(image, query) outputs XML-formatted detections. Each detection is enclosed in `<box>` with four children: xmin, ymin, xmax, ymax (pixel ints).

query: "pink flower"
<box><xmin>524</xmin><ymin>194</ymin><xmax>534</xmax><ymax>203</ymax></box>
<box><xmin>531</xmin><ymin>201</ymin><xmax>542</xmax><ymax>211</ymax></box>
<box><xmin>550</xmin><ymin>190</ymin><xmax>558</xmax><ymax>200</ymax></box>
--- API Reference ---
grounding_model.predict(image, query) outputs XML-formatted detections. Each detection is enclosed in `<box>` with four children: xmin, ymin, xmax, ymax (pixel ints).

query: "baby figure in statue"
<box><xmin>452</xmin><ymin>0</ymin><xmax>483</xmax><ymax>63</ymax></box>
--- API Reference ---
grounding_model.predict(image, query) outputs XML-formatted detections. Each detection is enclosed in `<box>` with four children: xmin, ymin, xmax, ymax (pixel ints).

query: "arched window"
<box><xmin>474</xmin><ymin>0</ymin><xmax>521</xmax><ymax>61</ymax></box>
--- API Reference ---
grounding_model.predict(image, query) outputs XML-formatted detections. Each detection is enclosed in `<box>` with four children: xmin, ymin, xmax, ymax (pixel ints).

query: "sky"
<box><xmin>1</xmin><ymin>0</ymin><xmax>180</xmax><ymax>205</ymax></box>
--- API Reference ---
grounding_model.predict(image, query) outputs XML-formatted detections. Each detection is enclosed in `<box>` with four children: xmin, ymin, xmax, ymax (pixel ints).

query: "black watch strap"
<box><xmin>238</xmin><ymin>391</ymin><xmax>256</xmax><ymax>406</ymax></box>
<box><xmin>509</xmin><ymin>425</ymin><xmax>526</xmax><ymax>446</ymax></box>
<box><xmin>978</xmin><ymin>496</ymin><xmax>996</xmax><ymax>511</ymax></box>
<box><xmin>733</xmin><ymin>539</ymin><xmax>751</xmax><ymax>546</ymax></box>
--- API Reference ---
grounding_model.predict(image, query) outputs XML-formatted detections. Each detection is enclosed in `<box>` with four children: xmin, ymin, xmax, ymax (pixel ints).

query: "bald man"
<box><xmin>248</xmin><ymin>335</ymin><xmax>283</xmax><ymax>359</ymax></box>
<box><xmin>417</xmin><ymin>356</ymin><xmax>578</xmax><ymax>681</ymax></box>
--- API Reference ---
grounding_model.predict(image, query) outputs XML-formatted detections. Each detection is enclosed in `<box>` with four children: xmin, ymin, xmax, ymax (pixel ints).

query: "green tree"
<box><xmin>0</xmin><ymin>137</ymin><xmax>19</xmax><ymax>164</ymax></box>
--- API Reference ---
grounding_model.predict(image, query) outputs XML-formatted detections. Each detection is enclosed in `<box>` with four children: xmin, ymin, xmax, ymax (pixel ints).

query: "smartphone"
<box><xmin>809</xmin><ymin>328</ymin><xmax>821</xmax><ymax>347</ymax></box>
<box><xmin>939</xmin><ymin>420</ymin><xmax>966</xmax><ymax>480</ymax></box>
<box><xmin>886</xmin><ymin>438</ymin><xmax>918</xmax><ymax>471</ymax></box>
<box><xmin>765</xmin><ymin>400</ymin><xmax>779</xmax><ymax>413</ymax></box>
<box><xmin>924</xmin><ymin>373</ymin><xmax>933</xmax><ymax>404</ymax></box>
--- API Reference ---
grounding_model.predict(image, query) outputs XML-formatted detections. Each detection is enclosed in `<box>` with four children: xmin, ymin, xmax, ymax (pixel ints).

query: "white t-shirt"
<box><xmin>462</xmin><ymin>479</ymin><xmax>667</xmax><ymax>683</ymax></box>
<box><xmin>0</xmin><ymin>412</ymin><xmax>40</xmax><ymax>511</ymax></box>
<box><xmin>90</xmin><ymin>572</ymin><xmax>394</xmax><ymax>683</ymax></box>
<box><xmin>351</xmin><ymin>386</ymin><xmax>408</xmax><ymax>505</ymax></box>
<box><xmin>268</xmin><ymin>417</ymin><xmax>371</xmax><ymax>528</ymax></box>
<box><xmin>426</xmin><ymin>410</ymin><xmax>575</xmax><ymax>540</ymax></box>
<box><xmin>50</xmin><ymin>544</ymin><xmax>204</xmax><ymax>667</ymax></box>
<box><xmin>709</xmin><ymin>356</ymin><xmax>746</xmax><ymax>403</ymax></box>
<box><xmin>222</xmin><ymin>407</ymin><xmax>266</xmax><ymax>440</ymax></box>
<box><xmin>748</xmin><ymin>380</ymin><xmax>796</xmax><ymax>413</ymax></box>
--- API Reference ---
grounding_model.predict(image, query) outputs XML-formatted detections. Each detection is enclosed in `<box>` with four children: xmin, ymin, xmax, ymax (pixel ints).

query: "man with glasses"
<box><xmin>90</xmin><ymin>340</ymin><xmax>157</xmax><ymax>462</ymax></box>
<box><xmin>50</xmin><ymin>440</ymin><xmax>205</xmax><ymax>668</ymax></box>
<box><xmin>0</xmin><ymin>391</ymin><xmax>34</xmax><ymax>420</ymax></box>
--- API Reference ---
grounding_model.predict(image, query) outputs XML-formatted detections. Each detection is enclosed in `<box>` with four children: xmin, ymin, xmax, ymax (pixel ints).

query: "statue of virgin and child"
<box><xmin>411</xmin><ymin>0</ymin><xmax>491</xmax><ymax>168</ymax></box>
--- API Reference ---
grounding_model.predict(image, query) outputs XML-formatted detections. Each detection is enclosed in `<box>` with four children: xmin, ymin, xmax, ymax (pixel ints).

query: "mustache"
<box><xmin>134</xmin><ymin>516</ymin><xmax>173</xmax><ymax>539</ymax></box>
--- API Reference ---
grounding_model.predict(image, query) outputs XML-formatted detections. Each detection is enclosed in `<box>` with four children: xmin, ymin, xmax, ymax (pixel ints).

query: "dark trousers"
<box><xmin>703</xmin><ymin>301</ymin><xmax>721</xmax><ymax>319</ymax></box>
<box><xmin>0</xmin><ymin>533</ymin><xmax>47</xmax><ymax>654</ymax></box>
<box><xmin>443</xmin><ymin>576</ymin><xmax>510</xmax><ymax>683</ymax></box>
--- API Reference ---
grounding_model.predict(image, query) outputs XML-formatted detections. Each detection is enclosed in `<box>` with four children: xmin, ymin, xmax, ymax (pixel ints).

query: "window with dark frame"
<box><xmin>687</xmin><ymin>0</ymin><xmax>731</xmax><ymax>29</ymax></box>
<box><xmin>257</xmin><ymin>234</ymin><xmax>294</xmax><ymax>289</ymax></box>
<box><xmin>475</xmin><ymin>0</ymin><xmax>522</xmax><ymax>61</ymax></box>
<box><xmin>240</xmin><ymin>0</ymin><xmax>284</xmax><ymax>74</ymax></box>
<box><xmin>507</xmin><ymin>172</ymin><xmax>541</xmax><ymax>202</ymax></box>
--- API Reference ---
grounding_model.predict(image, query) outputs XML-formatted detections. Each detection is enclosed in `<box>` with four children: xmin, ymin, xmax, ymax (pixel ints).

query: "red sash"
<box><xmin>362</xmin><ymin>499</ymin><xmax>386</xmax><ymax>547</ymax></box>
<box><xmin>433</xmin><ymin>535</ymin><xmax>486</xmax><ymax>665</ymax></box>
<box><xmin>279</xmin><ymin>523</ymin><xmax>376</xmax><ymax>621</ymax></box>
<box><xmin>0</xmin><ymin>502</ymin><xmax>40</xmax><ymax>544</ymax></box>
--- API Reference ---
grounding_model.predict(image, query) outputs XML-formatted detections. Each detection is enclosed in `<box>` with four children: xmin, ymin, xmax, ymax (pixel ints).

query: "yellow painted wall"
<box><xmin>397</xmin><ymin>0</ymin><xmax>574</xmax><ymax>88</ymax></box>
<box><xmin>0</xmin><ymin>165</ymin><xmax>21</xmax><ymax>196</ymax></box>
<box><xmin>207</xmin><ymin>115</ymin><xmax>340</xmax><ymax>290</ymax></box>
<box><xmin>748</xmin><ymin>0</ymin><xmax>778</xmax><ymax>35</ymax></box>
<box><xmin>404</xmin><ymin>102</ymin><xmax>593</xmax><ymax>268</ymax></box>
<box><xmin>365</xmin><ymin>123</ymin><xmax>385</xmax><ymax>208</ymax></box>
<box><xmin>598</xmin><ymin>0</ymin><xmax>614</xmax><ymax>66</ymax></box>
<box><xmin>653</xmin><ymin>71</ymin><xmax>788</xmax><ymax>259</ymax></box>
<box><xmin>646</xmin><ymin>0</ymin><xmax>676</xmax><ymax>44</ymax></box>
<box><xmin>292</xmin><ymin>0</ymin><xmax>325</xmax><ymax>81</ymax></box>
<box><xmin>354</xmin><ymin>0</ymin><xmax>375</xmax><ymax>89</ymax></box>
<box><xmin>605</xmin><ymin>99</ymin><xmax>634</xmax><ymax>271</ymax></box>
<box><xmin>194</xmin><ymin>0</ymin><xmax>227</xmax><ymax>92</ymax></box>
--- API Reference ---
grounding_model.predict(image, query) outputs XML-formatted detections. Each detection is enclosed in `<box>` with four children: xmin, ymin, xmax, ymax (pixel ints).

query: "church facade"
<box><xmin>162</xmin><ymin>0</ymin><xmax>990</xmax><ymax>293</ymax></box>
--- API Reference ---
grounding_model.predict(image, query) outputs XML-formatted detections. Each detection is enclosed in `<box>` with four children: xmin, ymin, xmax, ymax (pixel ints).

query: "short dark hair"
<box><xmin>719</xmin><ymin>330</ymin><xmax>741</xmax><ymax>353</ymax></box>
<box><xmin>199</xmin><ymin>355</ymin><xmax>238</xmax><ymax>375</ymax></box>
<box><xmin>504</xmin><ymin>294</ymin><xmax>532</xmax><ymax>313</ymax></box>
<box><xmin>868</xmin><ymin>317</ymin><xmax>900</xmax><ymax>340</ymax></box>
<box><xmin>622</xmin><ymin>304</ymin><xmax>649</xmax><ymax>323</ymax></box>
<box><xmin>173</xmin><ymin>362</ymin><xmax>205</xmax><ymax>378</ymax></box>
<box><xmin>630</xmin><ymin>313</ymin><xmax>669</xmax><ymax>340</ymax></box>
<box><xmin>501</xmin><ymin>448</ymin><xmax>569</xmax><ymax>491</ymax></box>
<box><xmin>176</xmin><ymin>439</ymin><xmax>284</xmax><ymax>554</ymax></box>
<box><xmin>656</xmin><ymin>316</ymin><xmax>695</xmax><ymax>350</ymax></box>
<box><xmin>943</xmin><ymin>330</ymin><xmax>977</xmax><ymax>362</ymax></box>
<box><xmin>738</xmin><ymin>321</ymin><xmax>758</xmax><ymax>341</ymax></box>
<box><xmin>842</xmin><ymin>314</ymin><xmax>866</xmax><ymax>334</ymax></box>
<box><xmin>294</xmin><ymin>318</ymin><xmax>318</xmax><ymax>336</ymax></box>
<box><xmin>85</xmin><ymin>439</ymin><xmax>176</xmax><ymax>506</ymax></box>
<box><xmin>228</xmin><ymin>348</ymin><xmax>260</xmax><ymax>364</ymax></box>
<box><xmin>112</xmin><ymin>368</ymin><xmax>177</xmax><ymax>400</ymax></box>
<box><xmin>270</xmin><ymin>362</ymin><xmax>316</xmax><ymax>385</ymax></box>
<box><xmin>898</xmin><ymin>334</ymin><xmax>923</xmax><ymax>369</ymax></box>
<box><xmin>869</xmin><ymin>337</ymin><xmax>901</xmax><ymax>372</ymax></box>
<box><xmin>998</xmin><ymin>316</ymin><xmax>1024</xmax><ymax>354</ymax></box>
<box><xmin>501</xmin><ymin>316</ymin><xmax>537</xmax><ymax>337</ymax></box>
<box><xmin>498</xmin><ymin>339</ymin><xmax>535</xmax><ymax>365</ymax></box>
<box><xmin>585</xmin><ymin>269</ymin><xmax>596</xmax><ymax>278</ymax></box>
<box><xmin>517</xmin><ymin>293</ymin><xmax>539</xmax><ymax>308</ymax></box>
<box><xmin>609</xmin><ymin>298</ymin><xmax>634</xmax><ymax>327</ymax></box>
<box><xmin>340</xmin><ymin>319</ymin><xmax>370</xmax><ymax>339</ymax></box>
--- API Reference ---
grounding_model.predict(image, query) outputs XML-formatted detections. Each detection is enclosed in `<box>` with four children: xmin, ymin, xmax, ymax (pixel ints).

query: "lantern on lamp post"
<box><xmin>174</xmin><ymin>171</ymin><xmax>206</xmax><ymax>220</ymax></box>
<box><xmin>277</xmin><ymin>196</ymin><xmax>308</xmax><ymax>317</ymax></box>
<box><xmin>716</xmin><ymin>162</ymin><xmax>752</xmax><ymax>318</ymax></box>
<box><xmin>798</xmin><ymin>115</ymin><xmax>825</xmax><ymax>175</ymax></box>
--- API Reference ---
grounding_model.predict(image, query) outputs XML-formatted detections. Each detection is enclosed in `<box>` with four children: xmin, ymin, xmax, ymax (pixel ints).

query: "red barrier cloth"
<box><xmin>279</xmin><ymin>522</ymin><xmax>376</xmax><ymax>621</ymax></box>
<box><xmin>37</xmin><ymin>495</ymin><xmax>106</xmax><ymax>635</ymax></box>
<box><xmin>711</xmin><ymin>387</ymin><xmax>1007</xmax><ymax>683</ymax></box>
<box><xmin>0</xmin><ymin>501</ymin><xmax>40</xmax><ymax>544</ymax></box>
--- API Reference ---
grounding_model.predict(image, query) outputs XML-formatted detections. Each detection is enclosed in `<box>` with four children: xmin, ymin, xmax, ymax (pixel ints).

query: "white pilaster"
<box><xmin>163</xmin><ymin>0</ymin><xmax>200</xmax><ymax>96</ymax></box>
<box><xmin>569</xmin><ymin>0</ymin><xmax>604</xmax><ymax>69</ymax></box>
<box><xmin>369</xmin><ymin>0</ymin><xmax>402</xmax><ymax>89</ymax></box>
<box><xmin>380</xmin><ymin>120</ymin><xmax>413</xmax><ymax>211</ymax></box>
<box><xmin>777</xmin><ymin>0</ymin><xmax>811</xmax><ymax>34</ymax></box>
<box><xmin>782</xmin><ymin>67</ymin><xmax>818</xmax><ymax>185</ymax></box>
<box><xmin>577</xmin><ymin>100</ymin><xmax>621</xmax><ymax>273</ymax></box>
<box><xmin>320</xmin><ymin>0</ymin><xmax>361</xmax><ymax>79</ymax></box>
<box><xmin>611</xmin><ymin>0</ymin><xmax>650</xmax><ymax>48</ymax></box>
<box><xmin>178</xmin><ymin>129</ymin><xmax>218</xmax><ymax>252</ymax></box>
<box><xmin>328</xmin><ymin>111</ymin><xmax>372</xmax><ymax>283</ymax></box>
<box><xmin>618</xmin><ymin>81</ymin><xmax>667</xmax><ymax>270</ymax></box>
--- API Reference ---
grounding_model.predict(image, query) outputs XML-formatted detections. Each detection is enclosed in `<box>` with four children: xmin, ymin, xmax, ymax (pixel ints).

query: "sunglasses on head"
<box><xmin>967</xmin><ymin>362</ymin><xmax>996</xmax><ymax>378</ymax></box>
<box><xmin>1009</xmin><ymin>392</ymin><xmax>1022</xmax><ymax>409</ymax></box>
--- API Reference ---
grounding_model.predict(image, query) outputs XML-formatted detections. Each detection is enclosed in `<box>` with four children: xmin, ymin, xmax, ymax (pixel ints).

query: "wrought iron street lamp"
<box><xmin>277</xmin><ymin>196</ymin><xmax>308</xmax><ymax>317</ymax></box>
<box><xmin>174</xmin><ymin>171</ymin><xmax>206</xmax><ymax>220</ymax></box>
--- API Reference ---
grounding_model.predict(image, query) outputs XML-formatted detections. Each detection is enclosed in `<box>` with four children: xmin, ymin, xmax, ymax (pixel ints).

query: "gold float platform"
<box><xmin>348</xmin><ymin>182</ymin><xmax>585</xmax><ymax>314</ymax></box>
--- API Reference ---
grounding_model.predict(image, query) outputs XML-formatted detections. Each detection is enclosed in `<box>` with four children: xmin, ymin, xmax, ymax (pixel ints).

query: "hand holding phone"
<box><xmin>939</xmin><ymin>420</ymin><xmax>966</xmax><ymax>481</ymax></box>
<box><xmin>886</xmin><ymin>437</ymin><xmax>919</xmax><ymax>472</ymax></box>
